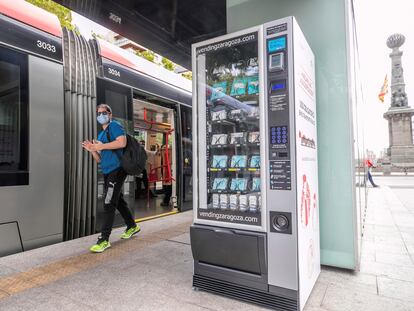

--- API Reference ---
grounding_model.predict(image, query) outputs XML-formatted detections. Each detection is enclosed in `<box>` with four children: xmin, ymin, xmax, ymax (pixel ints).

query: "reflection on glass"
<box><xmin>181</xmin><ymin>105</ymin><xmax>193</xmax><ymax>205</ymax></box>
<box><xmin>0</xmin><ymin>47</ymin><xmax>28</xmax><ymax>182</ymax></box>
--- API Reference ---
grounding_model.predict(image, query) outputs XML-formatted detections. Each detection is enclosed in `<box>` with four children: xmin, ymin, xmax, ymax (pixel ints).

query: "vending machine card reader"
<box><xmin>191</xmin><ymin>17</ymin><xmax>319</xmax><ymax>311</ymax></box>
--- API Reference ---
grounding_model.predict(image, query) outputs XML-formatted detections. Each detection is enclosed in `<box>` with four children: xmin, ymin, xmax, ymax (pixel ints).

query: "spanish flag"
<box><xmin>378</xmin><ymin>75</ymin><xmax>388</xmax><ymax>103</ymax></box>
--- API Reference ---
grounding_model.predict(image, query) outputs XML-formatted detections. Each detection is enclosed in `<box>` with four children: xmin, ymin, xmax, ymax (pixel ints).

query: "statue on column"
<box><xmin>383</xmin><ymin>33</ymin><xmax>414</xmax><ymax>168</ymax></box>
<box><xmin>386</xmin><ymin>34</ymin><xmax>408</xmax><ymax>108</ymax></box>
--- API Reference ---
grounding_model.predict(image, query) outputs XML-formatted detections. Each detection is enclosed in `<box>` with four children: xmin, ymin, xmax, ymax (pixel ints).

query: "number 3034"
<box><xmin>36</xmin><ymin>40</ymin><xmax>56</xmax><ymax>53</ymax></box>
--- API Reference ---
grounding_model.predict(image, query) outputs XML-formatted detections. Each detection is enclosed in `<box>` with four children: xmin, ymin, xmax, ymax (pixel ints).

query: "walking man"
<box><xmin>82</xmin><ymin>104</ymin><xmax>140</xmax><ymax>253</ymax></box>
<box><xmin>366</xmin><ymin>159</ymin><xmax>379</xmax><ymax>188</ymax></box>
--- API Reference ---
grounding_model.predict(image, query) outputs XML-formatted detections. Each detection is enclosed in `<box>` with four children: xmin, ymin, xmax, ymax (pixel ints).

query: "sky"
<box><xmin>72</xmin><ymin>12</ymin><xmax>112</xmax><ymax>40</ymax></box>
<box><xmin>71</xmin><ymin>2</ymin><xmax>414</xmax><ymax>157</ymax></box>
<box><xmin>354</xmin><ymin>0</ymin><xmax>414</xmax><ymax>156</ymax></box>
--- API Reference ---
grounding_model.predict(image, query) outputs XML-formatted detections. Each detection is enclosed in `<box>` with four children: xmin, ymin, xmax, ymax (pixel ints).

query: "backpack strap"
<box><xmin>105</xmin><ymin>122</ymin><xmax>122</xmax><ymax>161</ymax></box>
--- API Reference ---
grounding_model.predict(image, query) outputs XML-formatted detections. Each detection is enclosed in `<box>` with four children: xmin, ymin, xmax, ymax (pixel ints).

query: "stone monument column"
<box><xmin>383</xmin><ymin>34</ymin><xmax>414</xmax><ymax>166</ymax></box>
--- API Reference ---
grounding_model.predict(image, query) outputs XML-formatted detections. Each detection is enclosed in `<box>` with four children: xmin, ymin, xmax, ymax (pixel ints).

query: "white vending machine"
<box><xmin>191</xmin><ymin>17</ymin><xmax>319</xmax><ymax>310</ymax></box>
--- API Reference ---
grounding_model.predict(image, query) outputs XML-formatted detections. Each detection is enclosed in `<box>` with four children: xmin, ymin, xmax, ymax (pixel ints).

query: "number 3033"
<box><xmin>36</xmin><ymin>40</ymin><xmax>56</xmax><ymax>53</ymax></box>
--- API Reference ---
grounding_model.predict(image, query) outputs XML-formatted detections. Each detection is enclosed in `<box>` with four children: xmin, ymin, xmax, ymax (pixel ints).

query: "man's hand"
<box><xmin>81</xmin><ymin>140</ymin><xmax>93</xmax><ymax>152</ymax></box>
<box><xmin>82</xmin><ymin>140</ymin><xmax>104</xmax><ymax>152</ymax></box>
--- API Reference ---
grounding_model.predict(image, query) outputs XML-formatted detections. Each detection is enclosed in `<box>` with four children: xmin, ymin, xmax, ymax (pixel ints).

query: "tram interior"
<box><xmin>129</xmin><ymin>99</ymin><xmax>177</xmax><ymax>219</ymax></box>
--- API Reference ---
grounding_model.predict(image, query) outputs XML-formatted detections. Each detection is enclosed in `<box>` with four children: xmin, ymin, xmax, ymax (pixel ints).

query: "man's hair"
<box><xmin>96</xmin><ymin>104</ymin><xmax>112</xmax><ymax>113</ymax></box>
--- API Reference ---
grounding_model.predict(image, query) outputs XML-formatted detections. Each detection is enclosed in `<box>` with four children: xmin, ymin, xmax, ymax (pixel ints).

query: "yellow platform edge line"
<box><xmin>135</xmin><ymin>210</ymin><xmax>179</xmax><ymax>223</ymax></box>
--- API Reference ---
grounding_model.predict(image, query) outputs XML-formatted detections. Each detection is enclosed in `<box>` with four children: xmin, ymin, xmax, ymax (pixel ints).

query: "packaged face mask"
<box><xmin>228</xmin><ymin>109</ymin><xmax>246</xmax><ymax>121</ymax></box>
<box><xmin>229</xmin><ymin>132</ymin><xmax>247</xmax><ymax>145</ymax></box>
<box><xmin>211</xmin><ymin>110</ymin><xmax>227</xmax><ymax>121</ymax></box>
<box><xmin>248</xmin><ymin>57</ymin><xmax>258</xmax><ymax>67</ymax></box>
<box><xmin>248</xmin><ymin>131</ymin><xmax>260</xmax><ymax>143</ymax></box>
<box><xmin>247</xmin><ymin>76</ymin><xmax>259</xmax><ymax>94</ymax></box>
<box><xmin>247</xmin><ymin>107</ymin><xmax>260</xmax><ymax>118</ymax></box>
<box><xmin>252</xmin><ymin>178</ymin><xmax>261</xmax><ymax>192</ymax></box>
<box><xmin>211</xmin><ymin>134</ymin><xmax>228</xmax><ymax>145</ymax></box>
<box><xmin>230</xmin><ymin>155</ymin><xmax>247</xmax><ymax>168</ymax></box>
<box><xmin>239</xmin><ymin>195</ymin><xmax>248</xmax><ymax>211</ymax></box>
<box><xmin>212</xmin><ymin>178</ymin><xmax>228</xmax><ymax>191</ymax></box>
<box><xmin>230</xmin><ymin>61</ymin><xmax>245</xmax><ymax>77</ymax></box>
<box><xmin>212</xmin><ymin>155</ymin><xmax>228</xmax><ymax>168</ymax></box>
<box><xmin>210</xmin><ymin>82</ymin><xmax>228</xmax><ymax>101</ymax></box>
<box><xmin>230</xmin><ymin>78</ymin><xmax>247</xmax><ymax>96</ymax></box>
<box><xmin>230</xmin><ymin>178</ymin><xmax>248</xmax><ymax>191</ymax></box>
<box><xmin>212</xmin><ymin>194</ymin><xmax>220</xmax><ymax>209</ymax></box>
<box><xmin>212</xmin><ymin>65</ymin><xmax>229</xmax><ymax>80</ymax></box>
<box><xmin>229</xmin><ymin>194</ymin><xmax>238</xmax><ymax>210</ymax></box>
<box><xmin>248</xmin><ymin>195</ymin><xmax>258</xmax><ymax>212</ymax></box>
<box><xmin>250</xmin><ymin>155</ymin><xmax>260</xmax><ymax>168</ymax></box>
<box><xmin>220</xmin><ymin>194</ymin><xmax>229</xmax><ymax>209</ymax></box>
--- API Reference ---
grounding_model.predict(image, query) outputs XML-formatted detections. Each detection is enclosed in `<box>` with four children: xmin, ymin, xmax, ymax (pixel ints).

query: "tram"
<box><xmin>0</xmin><ymin>0</ymin><xmax>192</xmax><ymax>256</ymax></box>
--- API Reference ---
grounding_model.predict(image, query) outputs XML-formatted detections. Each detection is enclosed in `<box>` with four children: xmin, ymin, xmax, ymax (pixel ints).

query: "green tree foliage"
<box><xmin>182</xmin><ymin>71</ymin><xmax>192</xmax><ymax>80</ymax></box>
<box><xmin>161</xmin><ymin>57</ymin><xmax>175</xmax><ymax>71</ymax></box>
<box><xmin>91</xmin><ymin>31</ymin><xmax>104</xmax><ymax>40</ymax></box>
<box><xmin>26</xmin><ymin>0</ymin><xmax>77</xmax><ymax>31</ymax></box>
<box><xmin>136</xmin><ymin>50</ymin><xmax>156</xmax><ymax>63</ymax></box>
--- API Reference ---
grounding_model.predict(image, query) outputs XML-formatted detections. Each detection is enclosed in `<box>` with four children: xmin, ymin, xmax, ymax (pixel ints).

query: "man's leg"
<box><xmin>367</xmin><ymin>171</ymin><xmax>377</xmax><ymax>187</ymax></box>
<box><xmin>115</xmin><ymin>169</ymin><xmax>140</xmax><ymax>239</ymax></box>
<box><xmin>161</xmin><ymin>184</ymin><xmax>172</xmax><ymax>206</ymax></box>
<box><xmin>100</xmin><ymin>169</ymin><xmax>128</xmax><ymax>241</ymax></box>
<box><xmin>117</xmin><ymin>192</ymin><xmax>136</xmax><ymax>230</ymax></box>
<box><xmin>142</xmin><ymin>169</ymin><xmax>149</xmax><ymax>192</ymax></box>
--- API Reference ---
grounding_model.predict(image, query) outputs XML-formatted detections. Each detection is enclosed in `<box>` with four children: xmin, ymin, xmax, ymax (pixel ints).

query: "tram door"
<box><xmin>132</xmin><ymin>97</ymin><xmax>178</xmax><ymax>219</ymax></box>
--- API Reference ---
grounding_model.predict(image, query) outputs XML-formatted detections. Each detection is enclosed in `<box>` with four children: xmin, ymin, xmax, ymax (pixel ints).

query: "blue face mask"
<box><xmin>97</xmin><ymin>114</ymin><xmax>110</xmax><ymax>125</ymax></box>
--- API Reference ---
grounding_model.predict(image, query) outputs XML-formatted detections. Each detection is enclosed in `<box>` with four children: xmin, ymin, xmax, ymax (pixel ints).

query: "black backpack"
<box><xmin>106</xmin><ymin>125</ymin><xmax>147</xmax><ymax>175</ymax></box>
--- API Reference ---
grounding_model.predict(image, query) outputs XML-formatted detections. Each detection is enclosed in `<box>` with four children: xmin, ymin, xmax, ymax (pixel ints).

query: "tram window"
<box><xmin>97</xmin><ymin>78</ymin><xmax>132</xmax><ymax>132</ymax></box>
<box><xmin>0</xmin><ymin>46</ymin><xmax>29</xmax><ymax>186</ymax></box>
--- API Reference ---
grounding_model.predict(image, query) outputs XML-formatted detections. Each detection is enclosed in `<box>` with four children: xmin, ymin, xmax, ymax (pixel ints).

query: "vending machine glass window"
<box><xmin>195</xmin><ymin>31</ymin><xmax>263</xmax><ymax>228</ymax></box>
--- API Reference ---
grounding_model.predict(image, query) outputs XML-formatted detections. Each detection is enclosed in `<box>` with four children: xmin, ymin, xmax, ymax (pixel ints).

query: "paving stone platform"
<box><xmin>0</xmin><ymin>179</ymin><xmax>413</xmax><ymax>310</ymax></box>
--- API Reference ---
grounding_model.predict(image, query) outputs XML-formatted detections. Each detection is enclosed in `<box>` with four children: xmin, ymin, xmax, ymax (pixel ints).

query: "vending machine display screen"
<box><xmin>270</xmin><ymin>81</ymin><xmax>286</xmax><ymax>92</ymax></box>
<box><xmin>268</xmin><ymin>36</ymin><xmax>286</xmax><ymax>52</ymax></box>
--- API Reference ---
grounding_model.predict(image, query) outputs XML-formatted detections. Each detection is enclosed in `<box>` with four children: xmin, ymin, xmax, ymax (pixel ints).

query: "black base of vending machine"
<box><xmin>191</xmin><ymin>225</ymin><xmax>298</xmax><ymax>310</ymax></box>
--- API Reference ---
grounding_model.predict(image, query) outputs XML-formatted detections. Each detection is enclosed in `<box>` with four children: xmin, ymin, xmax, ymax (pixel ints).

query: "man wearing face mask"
<box><xmin>82</xmin><ymin>104</ymin><xmax>140</xmax><ymax>253</ymax></box>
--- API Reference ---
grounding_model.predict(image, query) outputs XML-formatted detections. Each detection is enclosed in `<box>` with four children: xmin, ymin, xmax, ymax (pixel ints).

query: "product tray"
<box><xmin>209</xmin><ymin>142</ymin><xmax>260</xmax><ymax>149</ymax></box>
<box><xmin>209</xmin><ymin>167</ymin><xmax>260</xmax><ymax>173</ymax></box>
<box><xmin>208</xmin><ymin>190</ymin><xmax>261</xmax><ymax>195</ymax></box>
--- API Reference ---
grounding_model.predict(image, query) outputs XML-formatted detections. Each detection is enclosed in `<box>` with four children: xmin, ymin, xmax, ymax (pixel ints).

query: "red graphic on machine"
<box><xmin>298</xmin><ymin>131</ymin><xmax>316</xmax><ymax>149</ymax></box>
<box><xmin>301</xmin><ymin>175</ymin><xmax>317</xmax><ymax>227</ymax></box>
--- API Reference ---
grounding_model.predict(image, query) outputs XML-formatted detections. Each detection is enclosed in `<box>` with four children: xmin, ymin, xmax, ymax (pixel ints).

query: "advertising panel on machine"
<box><xmin>293</xmin><ymin>21</ymin><xmax>320</xmax><ymax>310</ymax></box>
<box><xmin>195</xmin><ymin>31</ymin><xmax>263</xmax><ymax>227</ymax></box>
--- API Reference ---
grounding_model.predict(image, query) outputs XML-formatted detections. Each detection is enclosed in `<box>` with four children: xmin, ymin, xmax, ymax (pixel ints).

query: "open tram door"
<box><xmin>132</xmin><ymin>95</ymin><xmax>187</xmax><ymax>219</ymax></box>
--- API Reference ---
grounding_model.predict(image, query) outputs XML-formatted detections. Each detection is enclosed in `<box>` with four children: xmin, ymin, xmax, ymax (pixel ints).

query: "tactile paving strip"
<box><xmin>0</xmin><ymin>221</ymin><xmax>191</xmax><ymax>299</ymax></box>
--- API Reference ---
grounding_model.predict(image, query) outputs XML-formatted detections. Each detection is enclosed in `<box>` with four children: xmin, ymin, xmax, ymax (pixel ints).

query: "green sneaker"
<box><xmin>120</xmin><ymin>225</ymin><xmax>141</xmax><ymax>239</ymax></box>
<box><xmin>90</xmin><ymin>238</ymin><xmax>111</xmax><ymax>253</ymax></box>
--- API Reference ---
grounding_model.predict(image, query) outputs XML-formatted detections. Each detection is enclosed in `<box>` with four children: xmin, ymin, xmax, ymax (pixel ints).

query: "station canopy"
<box><xmin>54</xmin><ymin>0</ymin><xmax>227</xmax><ymax>69</ymax></box>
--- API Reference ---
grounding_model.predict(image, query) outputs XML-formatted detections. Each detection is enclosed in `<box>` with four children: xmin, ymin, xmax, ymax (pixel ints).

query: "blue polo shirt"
<box><xmin>97</xmin><ymin>120</ymin><xmax>125</xmax><ymax>174</ymax></box>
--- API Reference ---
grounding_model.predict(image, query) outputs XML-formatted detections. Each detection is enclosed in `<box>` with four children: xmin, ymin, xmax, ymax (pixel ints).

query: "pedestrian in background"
<box><xmin>366</xmin><ymin>159</ymin><xmax>379</xmax><ymax>188</ymax></box>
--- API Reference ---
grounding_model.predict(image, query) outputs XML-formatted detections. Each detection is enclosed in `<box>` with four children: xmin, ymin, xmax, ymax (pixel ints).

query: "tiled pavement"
<box><xmin>0</xmin><ymin>184</ymin><xmax>413</xmax><ymax>310</ymax></box>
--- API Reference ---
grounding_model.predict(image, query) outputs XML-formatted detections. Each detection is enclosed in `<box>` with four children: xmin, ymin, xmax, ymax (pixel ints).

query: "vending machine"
<box><xmin>191</xmin><ymin>17</ymin><xmax>319</xmax><ymax>311</ymax></box>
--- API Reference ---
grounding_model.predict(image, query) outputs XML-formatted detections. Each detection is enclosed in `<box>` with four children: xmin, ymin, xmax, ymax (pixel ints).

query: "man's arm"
<box><xmin>99</xmin><ymin>136</ymin><xmax>127</xmax><ymax>150</ymax></box>
<box><xmin>87</xmin><ymin>136</ymin><xmax>126</xmax><ymax>152</ymax></box>
<box><xmin>90</xmin><ymin>151</ymin><xmax>101</xmax><ymax>163</ymax></box>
